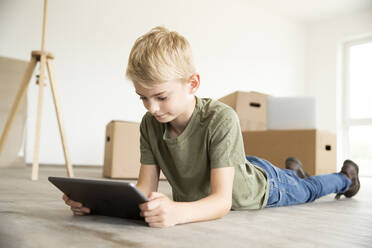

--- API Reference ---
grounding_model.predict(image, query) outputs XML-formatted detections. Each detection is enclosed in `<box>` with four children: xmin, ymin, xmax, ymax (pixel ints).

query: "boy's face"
<box><xmin>134</xmin><ymin>78</ymin><xmax>198</xmax><ymax>123</ymax></box>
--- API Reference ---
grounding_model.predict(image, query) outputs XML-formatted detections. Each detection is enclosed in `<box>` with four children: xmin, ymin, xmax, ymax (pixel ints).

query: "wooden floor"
<box><xmin>0</xmin><ymin>165</ymin><xmax>371</xmax><ymax>248</ymax></box>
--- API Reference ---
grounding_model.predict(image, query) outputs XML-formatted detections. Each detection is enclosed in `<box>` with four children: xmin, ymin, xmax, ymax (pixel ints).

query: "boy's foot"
<box><xmin>335</xmin><ymin>159</ymin><xmax>360</xmax><ymax>200</ymax></box>
<box><xmin>285</xmin><ymin>157</ymin><xmax>310</xmax><ymax>179</ymax></box>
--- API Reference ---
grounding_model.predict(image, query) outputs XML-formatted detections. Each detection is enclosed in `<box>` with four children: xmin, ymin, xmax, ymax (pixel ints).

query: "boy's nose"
<box><xmin>147</xmin><ymin>101</ymin><xmax>159</xmax><ymax>114</ymax></box>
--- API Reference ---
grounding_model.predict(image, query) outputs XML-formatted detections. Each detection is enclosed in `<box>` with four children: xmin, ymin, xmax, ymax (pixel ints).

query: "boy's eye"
<box><xmin>139</xmin><ymin>96</ymin><xmax>167</xmax><ymax>101</ymax></box>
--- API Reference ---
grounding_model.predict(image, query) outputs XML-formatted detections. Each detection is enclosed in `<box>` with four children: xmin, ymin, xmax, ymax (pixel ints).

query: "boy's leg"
<box><xmin>246</xmin><ymin>155</ymin><xmax>356</xmax><ymax>208</ymax></box>
<box><xmin>300</xmin><ymin>172</ymin><xmax>351</xmax><ymax>203</ymax></box>
<box><xmin>285</xmin><ymin>157</ymin><xmax>310</xmax><ymax>178</ymax></box>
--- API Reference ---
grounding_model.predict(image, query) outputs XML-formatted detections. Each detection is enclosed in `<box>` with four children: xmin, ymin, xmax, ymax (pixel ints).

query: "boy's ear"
<box><xmin>189</xmin><ymin>74</ymin><xmax>200</xmax><ymax>93</ymax></box>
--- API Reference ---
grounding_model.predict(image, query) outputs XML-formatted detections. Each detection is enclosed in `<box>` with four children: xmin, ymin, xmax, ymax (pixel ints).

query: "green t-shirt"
<box><xmin>139</xmin><ymin>96</ymin><xmax>269</xmax><ymax>210</ymax></box>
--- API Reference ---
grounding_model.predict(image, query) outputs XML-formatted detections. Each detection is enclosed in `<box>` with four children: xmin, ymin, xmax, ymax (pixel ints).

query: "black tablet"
<box><xmin>48</xmin><ymin>176</ymin><xmax>148</xmax><ymax>219</ymax></box>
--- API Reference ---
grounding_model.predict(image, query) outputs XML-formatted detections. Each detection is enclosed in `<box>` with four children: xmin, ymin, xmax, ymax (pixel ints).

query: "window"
<box><xmin>343</xmin><ymin>39</ymin><xmax>372</xmax><ymax>176</ymax></box>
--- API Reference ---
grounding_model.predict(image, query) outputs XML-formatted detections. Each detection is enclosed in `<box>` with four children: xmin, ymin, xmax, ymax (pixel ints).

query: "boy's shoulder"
<box><xmin>198</xmin><ymin>97</ymin><xmax>239</xmax><ymax>124</ymax></box>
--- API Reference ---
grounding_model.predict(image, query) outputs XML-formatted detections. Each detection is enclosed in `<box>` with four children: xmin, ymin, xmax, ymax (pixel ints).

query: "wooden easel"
<box><xmin>0</xmin><ymin>0</ymin><xmax>74</xmax><ymax>180</ymax></box>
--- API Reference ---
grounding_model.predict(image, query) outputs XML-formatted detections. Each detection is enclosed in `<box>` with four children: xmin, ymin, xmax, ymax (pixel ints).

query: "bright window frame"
<box><xmin>342</xmin><ymin>37</ymin><xmax>372</xmax><ymax>168</ymax></box>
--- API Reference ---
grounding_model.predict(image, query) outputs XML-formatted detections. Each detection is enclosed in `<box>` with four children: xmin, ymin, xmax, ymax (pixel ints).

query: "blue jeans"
<box><xmin>245</xmin><ymin>155</ymin><xmax>352</xmax><ymax>207</ymax></box>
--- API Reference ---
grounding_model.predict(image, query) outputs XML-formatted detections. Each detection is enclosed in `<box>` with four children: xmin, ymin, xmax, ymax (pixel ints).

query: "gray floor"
<box><xmin>1</xmin><ymin>165</ymin><xmax>371</xmax><ymax>248</ymax></box>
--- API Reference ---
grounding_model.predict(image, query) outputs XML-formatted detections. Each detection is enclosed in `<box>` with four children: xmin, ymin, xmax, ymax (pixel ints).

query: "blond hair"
<box><xmin>126</xmin><ymin>26</ymin><xmax>195</xmax><ymax>86</ymax></box>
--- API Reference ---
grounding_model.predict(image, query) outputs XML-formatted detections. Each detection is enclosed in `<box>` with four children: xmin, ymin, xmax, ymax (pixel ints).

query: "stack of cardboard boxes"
<box><xmin>219</xmin><ymin>91</ymin><xmax>336</xmax><ymax>176</ymax></box>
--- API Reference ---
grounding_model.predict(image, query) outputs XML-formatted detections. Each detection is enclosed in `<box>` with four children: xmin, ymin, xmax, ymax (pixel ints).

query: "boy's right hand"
<box><xmin>62</xmin><ymin>194</ymin><xmax>91</xmax><ymax>216</ymax></box>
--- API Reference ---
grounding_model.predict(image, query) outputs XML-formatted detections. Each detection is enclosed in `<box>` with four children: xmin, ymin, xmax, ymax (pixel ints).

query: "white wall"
<box><xmin>305</xmin><ymin>8</ymin><xmax>372</xmax><ymax>131</ymax></box>
<box><xmin>0</xmin><ymin>0</ymin><xmax>306</xmax><ymax>166</ymax></box>
<box><xmin>304</xmin><ymin>8</ymin><xmax>372</xmax><ymax>166</ymax></box>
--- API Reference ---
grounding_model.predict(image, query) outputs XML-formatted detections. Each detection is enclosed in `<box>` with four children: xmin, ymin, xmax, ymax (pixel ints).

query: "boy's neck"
<box><xmin>169</xmin><ymin>96</ymin><xmax>197</xmax><ymax>136</ymax></box>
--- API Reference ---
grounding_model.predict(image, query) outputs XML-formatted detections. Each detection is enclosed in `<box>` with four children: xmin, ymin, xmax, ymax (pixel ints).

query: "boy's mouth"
<box><xmin>155</xmin><ymin>114</ymin><xmax>166</xmax><ymax>119</ymax></box>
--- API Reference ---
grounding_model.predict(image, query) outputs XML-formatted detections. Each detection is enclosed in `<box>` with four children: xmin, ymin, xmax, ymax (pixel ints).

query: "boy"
<box><xmin>63</xmin><ymin>26</ymin><xmax>360</xmax><ymax>228</ymax></box>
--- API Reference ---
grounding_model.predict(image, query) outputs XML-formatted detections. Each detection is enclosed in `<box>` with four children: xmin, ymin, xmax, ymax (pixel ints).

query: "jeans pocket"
<box><xmin>266</xmin><ymin>179</ymin><xmax>281</xmax><ymax>207</ymax></box>
<box><xmin>277</xmin><ymin>174</ymin><xmax>308</xmax><ymax>206</ymax></box>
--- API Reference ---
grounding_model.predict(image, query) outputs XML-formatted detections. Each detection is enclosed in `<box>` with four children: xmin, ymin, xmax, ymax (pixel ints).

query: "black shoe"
<box><xmin>335</xmin><ymin>159</ymin><xmax>360</xmax><ymax>200</ymax></box>
<box><xmin>285</xmin><ymin>157</ymin><xmax>310</xmax><ymax>179</ymax></box>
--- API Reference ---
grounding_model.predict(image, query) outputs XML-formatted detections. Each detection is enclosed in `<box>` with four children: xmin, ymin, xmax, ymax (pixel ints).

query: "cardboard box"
<box><xmin>103</xmin><ymin>120</ymin><xmax>166</xmax><ymax>180</ymax></box>
<box><xmin>0</xmin><ymin>56</ymin><xmax>28</xmax><ymax>168</ymax></box>
<box><xmin>267</xmin><ymin>96</ymin><xmax>317</xmax><ymax>130</ymax></box>
<box><xmin>242</xmin><ymin>129</ymin><xmax>336</xmax><ymax>176</ymax></box>
<box><xmin>218</xmin><ymin>91</ymin><xmax>267</xmax><ymax>131</ymax></box>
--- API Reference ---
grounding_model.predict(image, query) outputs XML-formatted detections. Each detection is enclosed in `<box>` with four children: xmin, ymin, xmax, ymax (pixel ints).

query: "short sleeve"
<box><xmin>209</xmin><ymin>109</ymin><xmax>247</xmax><ymax>168</ymax></box>
<box><xmin>139</xmin><ymin>113</ymin><xmax>156</xmax><ymax>165</ymax></box>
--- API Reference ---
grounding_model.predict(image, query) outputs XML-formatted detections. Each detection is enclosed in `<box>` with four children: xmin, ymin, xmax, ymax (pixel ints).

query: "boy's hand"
<box><xmin>139</xmin><ymin>192</ymin><xmax>180</xmax><ymax>228</ymax></box>
<box><xmin>62</xmin><ymin>194</ymin><xmax>91</xmax><ymax>216</ymax></box>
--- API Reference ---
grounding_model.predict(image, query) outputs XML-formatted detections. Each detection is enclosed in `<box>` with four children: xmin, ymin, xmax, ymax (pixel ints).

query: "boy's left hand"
<box><xmin>139</xmin><ymin>192</ymin><xmax>180</xmax><ymax>228</ymax></box>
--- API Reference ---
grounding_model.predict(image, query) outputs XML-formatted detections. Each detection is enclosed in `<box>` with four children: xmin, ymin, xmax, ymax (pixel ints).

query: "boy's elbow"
<box><xmin>218</xmin><ymin>206</ymin><xmax>231</xmax><ymax>219</ymax></box>
<box><xmin>225</xmin><ymin>200</ymin><xmax>232</xmax><ymax>214</ymax></box>
<box><xmin>218</xmin><ymin>199</ymin><xmax>232</xmax><ymax>218</ymax></box>
<box><xmin>208</xmin><ymin>193</ymin><xmax>232</xmax><ymax>219</ymax></box>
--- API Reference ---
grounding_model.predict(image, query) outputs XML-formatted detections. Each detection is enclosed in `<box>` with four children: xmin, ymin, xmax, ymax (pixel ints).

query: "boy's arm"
<box><xmin>140</xmin><ymin>166</ymin><xmax>234</xmax><ymax>227</ymax></box>
<box><xmin>136</xmin><ymin>164</ymin><xmax>160</xmax><ymax>197</ymax></box>
<box><xmin>176</xmin><ymin>166</ymin><xmax>234</xmax><ymax>223</ymax></box>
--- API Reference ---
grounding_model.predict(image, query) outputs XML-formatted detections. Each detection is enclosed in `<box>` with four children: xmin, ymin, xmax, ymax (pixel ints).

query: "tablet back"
<box><xmin>49</xmin><ymin>177</ymin><xmax>147</xmax><ymax>219</ymax></box>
